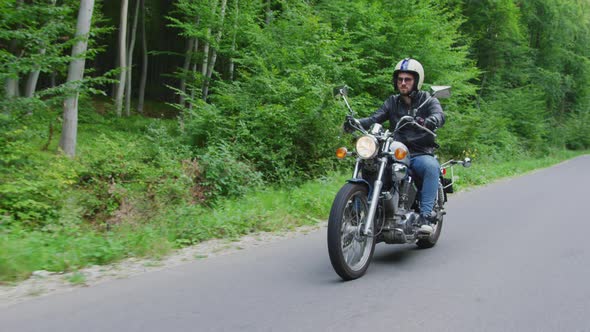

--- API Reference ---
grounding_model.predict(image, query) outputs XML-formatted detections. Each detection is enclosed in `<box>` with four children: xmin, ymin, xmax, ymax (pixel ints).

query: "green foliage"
<box><xmin>67</xmin><ymin>272</ymin><xmax>87</xmax><ymax>285</ymax></box>
<box><xmin>0</xmin><ymin>0</ymin><xmax>112</xmax><ymax>103</ymax></box>
<box><xmin>0</xmin><ymin>111</ymin><xmax>195</xmax><ymax>230</ymax></box>
<box><xmin>0</xmin><ymin>112</ymin><xmax>78</xmax><ymax>229</ymax></box>
<box><xmin>176</xmin><ymin>3</ymin><xmax>350</xmax><ymax>185</ymax></box>
<box><xmin>197</xmin><ymin>142</ymin><xmax>264</xmax><ymax>200</ymax></box>
<box><xmin>480</xmin><ymin>86</ymin><xmax>548</xmax><ymax>153</ymax></box>
<box><xmin>0</xmin><ymin>222</ymin><xmax>172</xmax><ymax>283</ymax></box>
<box><xmin>4</xmin><ymin>149</ymin><xmax>584</xmax><ymax>283</ymax></box>
<box><xmin>556</xmin><ymin>110</ymin><xmax>590</xmax><ymax>150</ymax></box>
<box><xmin>2</xmin><ymin>0</ymin><xmax>590</xmax><ymax>284</ymax></box>
<box><xmin>74</xmin><ymin>117</ymin><xmax>195</xmax><ymax>220</ymax></box>
<box><xmin>448</xmin><ymin>149</ymin><xmax>584</xmax><ymax>189</ymax></box>
<box><xmin>0</xmin><ymin>1</ymin><xmax>75</xmax><ymax>83</ymax></box>
<box><xmin>460</xmin><ymin>0</ymin><xmax>532</xmax><ymax>84</ymax></box>
<box><xmin>157</xmin><ymin>172</ymin><xmax>347</xmax><ymax>246</ymax></box>
<box><xmin>518</xmin><ymin>0</ymin><xmax>590</xmax><ymax>114</ymax></box>
<box><xmin>174</xmin><ymin>0</ymin><xmax>479</xmax><ymax>184</ymax></box>
<box><xmin>450</xmin><ymin>0</ymin><xmax>590</xmax><ymax>156</ymax></box>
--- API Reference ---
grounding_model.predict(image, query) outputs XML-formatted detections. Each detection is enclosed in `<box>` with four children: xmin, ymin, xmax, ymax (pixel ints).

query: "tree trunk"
<box><xmin>201</xmin><ymin>0</ymin><xmax>219</xmax><ymax>79</ymax></box>
<box><xmin>188</xmin><ymin>34</ymin><xmax>200</xmax><ymax>110</ymax></box>
<box><xmin>180</xmin><ymin>15</ymin><xmax>203</xmax><ymax>105</ymax></box>
<box><xmin>202</xmin><ymin>0</ymin><xmax>228</xmax><ymax>100</ymax></box>
<box><xmin>4</xmin><ymin>39</ymin><xmax>20</xmax><ymax>98</ymax></box>
<box><xmin>4</xmin><ymin>0</ymin><xmax>26</xmax><ymax>98</ymax></box>
<box><xmin>137</xmin><ymin>0</ymin><xmax>147</xmax><ymax>114</ymax></box>
<box><xmin>125</xmin><ymin>0</ymin><xmax>140</xmax><ymax>116</ymax></box>
<box><xmin>115</xmin><ymin>0</ymin><xmax>129</xmax><ymax>116</ymax></box>
<box><xmin>24</xmin><ymin>0</ymin><xmax>56</xmax><ymax>98</ymax></box>
<box><xmin>229</xmin><ymin>0</ymin><xmax>239</xmax><ymax>81</ymax></box>
<box><xmin>25</xmin><ymin>48</ymin><xmax>46</xmax><ymax>98</ymax></box>
<box><xmin>266</xmin><ymin>0</ymin><xmax>272</xmax><ymax>25</ymax></box>
<box><xmin>59</xmin><ymin>0</ymin><xmax>95</xmax><ymax>157</ymax></box>
<box><xmin>179</xmin><ymin>37</ymin><xmax>195</xmax><ymax>106</ymax></box>
<box><xmin>4</xmin><ymin>78</ymin><xmax>19</xmax><ymax>98</ymax></box>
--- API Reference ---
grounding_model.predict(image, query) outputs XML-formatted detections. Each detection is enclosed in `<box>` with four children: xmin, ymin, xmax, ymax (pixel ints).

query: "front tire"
<box><xmin>327</xmin><ymin>183</ymin><xmax>376</xmax><ymax>280</ymax></box>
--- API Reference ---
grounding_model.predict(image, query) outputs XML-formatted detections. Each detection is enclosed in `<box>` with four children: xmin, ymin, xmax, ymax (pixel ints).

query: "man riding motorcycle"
<box><xmin>343</xmin><ymin>58</ymin><xmax>445</xmax><ymax>234</ymax></box>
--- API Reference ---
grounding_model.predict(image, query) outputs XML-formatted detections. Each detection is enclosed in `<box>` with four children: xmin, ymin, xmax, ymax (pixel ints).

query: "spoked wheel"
<box><xmin>416</xmin><ymin>181</ymin><xmax>445</xmax><ymax>249</ymax></box>
<box><xmin>327</xmin><ymin>183</ymin><xmax>376</xmax><ymax>281</ymax></box>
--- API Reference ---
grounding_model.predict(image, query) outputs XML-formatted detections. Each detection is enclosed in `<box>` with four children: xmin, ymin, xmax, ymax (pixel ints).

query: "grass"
<box><xmin>0</xmin><ymin>172</ymin><xmax>346</xmax><ymax>283</ymax></box>
<box><xmin>1</xmin><ymin>107</ymin><xmax>587</xmax><ymax>283</ymax></box>
<box><xmin>1</xmin><ymin>151</ymin><xmax>587</xmax><ymax>284</ymax></box>
<box><xmin>446</xmin><ymin>149</ymin><xmax>585</xmax><ymax>191</ymax></box>
<box><xmin>159</xmin><ymin>173</ymin><xmax>347</xmax><ymax>244</ymax></box>
<box><xmin>66</xmin><ymin>272</ymin><xmax>87</xmax><ymax>285</ymax></box>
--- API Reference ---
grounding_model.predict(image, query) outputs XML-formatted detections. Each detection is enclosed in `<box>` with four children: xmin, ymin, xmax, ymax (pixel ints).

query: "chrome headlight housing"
<box><xmin>392</xmin><ymin>163</ymin><xmax>408</xmax><ymax>181</ymax></box>
<box><xmin>355</xmin><ymin>135</ymin><xmax>378</xmax><ymax>159</ymax></box>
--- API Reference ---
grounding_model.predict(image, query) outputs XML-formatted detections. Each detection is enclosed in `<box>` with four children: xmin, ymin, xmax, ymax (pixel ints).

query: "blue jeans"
<box><xmin>410</xmin><ymin>154</ymin><xmax>440</xmax><ymax>216</ymax></box>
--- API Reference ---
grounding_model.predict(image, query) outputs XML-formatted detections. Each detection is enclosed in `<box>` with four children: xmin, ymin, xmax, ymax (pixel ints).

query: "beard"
<box><xmin>396</xmin><ymin>82</ymin><xmax>416</xmax><ymax>96</ymax></box>
<box><xmin>398</xmin><ymin>87</ymin><xmax>416</xmax><ymax>97</ymax></box>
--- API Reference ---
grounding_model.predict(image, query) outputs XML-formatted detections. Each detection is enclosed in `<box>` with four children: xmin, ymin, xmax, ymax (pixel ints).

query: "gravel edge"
<box><xmin>0</xmin><ymin>221</ymin><xmax>327</xmax><ymax>308</ymax></box>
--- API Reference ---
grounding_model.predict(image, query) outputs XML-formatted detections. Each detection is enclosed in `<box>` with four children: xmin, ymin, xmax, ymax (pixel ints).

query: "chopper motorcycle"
<box><xmin>327</xmin><ymin>85</ymin><xmax>471</xmax><ymax>281</ymax></box>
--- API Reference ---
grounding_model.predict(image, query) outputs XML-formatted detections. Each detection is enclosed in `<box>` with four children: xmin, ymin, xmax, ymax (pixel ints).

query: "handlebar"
<box><xmin>345</xmin><ymin>117</ymin><xmax>369</xmax><ymax>135</ymax></box>
<box><xmin>345</xmin><ymin>114</ymin><xmax>437</xmax><ymax>139</ymax></box>
<box><xmin>394</xmin><ymin>116</ymin><xmax>437</xmax><ymax>138</ymax></box>
<box><xmin>341</xmin><ymin>94</ymin><xmax>436</xmax><ymax>138</ymax></box>
<box><xmin>441</xmin><ymin>158</ymin><xmax>472</xmax><ymax>168</ymax></box>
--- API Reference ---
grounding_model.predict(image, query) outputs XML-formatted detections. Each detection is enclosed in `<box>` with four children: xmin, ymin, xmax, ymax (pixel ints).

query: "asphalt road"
<box><xmin>2</xmin><ymin>156</ymin><xmax>590</xmax><ymax>332</ymax></box>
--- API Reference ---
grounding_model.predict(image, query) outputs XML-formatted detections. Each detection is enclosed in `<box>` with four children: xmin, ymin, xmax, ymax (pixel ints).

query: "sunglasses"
<box><xmin>397</xmin><ymin>77</ymin><xmax>414</xmax><ymax>83</ymax></box>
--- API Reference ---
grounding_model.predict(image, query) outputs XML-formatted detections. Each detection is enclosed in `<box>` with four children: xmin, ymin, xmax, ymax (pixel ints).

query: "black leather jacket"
<box><xmin>358</xmin><ymin>91</ymin><xmax>445</xmax><ymax>155</ymax></box>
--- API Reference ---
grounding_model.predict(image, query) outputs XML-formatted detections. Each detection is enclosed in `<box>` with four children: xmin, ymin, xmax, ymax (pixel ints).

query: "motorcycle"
<box><xmin>327</xmin><ymin>85</ymin><xmax>471</xmax><ymax>280</ymax></box>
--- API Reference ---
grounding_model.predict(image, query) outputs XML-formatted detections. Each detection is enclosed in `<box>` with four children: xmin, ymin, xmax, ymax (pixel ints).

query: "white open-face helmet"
<box><xmin>392</xmin><ymin>58</ymin><xmax>424</xmax><ymax>91</ymax></box>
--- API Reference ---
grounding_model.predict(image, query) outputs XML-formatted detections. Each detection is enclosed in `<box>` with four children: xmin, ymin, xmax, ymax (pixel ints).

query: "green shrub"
<box><xmin>0</xmin><ymin>114</ymin><xmax>79</xmax><ymax>229</ymax></box>
<box><xmin>197</xmin><ymin>143</ymin><xmax>264</xmax><ymax>201</ymax></box>
<box><xmin>560</xmin><ymin>111</ymin><xmax>590</xmax><ymax>150</ymax></box>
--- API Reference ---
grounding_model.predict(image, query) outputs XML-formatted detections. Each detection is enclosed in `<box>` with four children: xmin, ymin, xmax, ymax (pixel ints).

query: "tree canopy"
<box><xmin>1</xmin><ymin>0</ymin><xmax>590</xmax><ymax>228</ymax></box>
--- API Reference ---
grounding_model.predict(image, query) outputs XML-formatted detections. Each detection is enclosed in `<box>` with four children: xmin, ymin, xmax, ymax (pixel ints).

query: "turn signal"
<box><xmin>336</xmin><ymin>147</ymin><xmax>348</xmax><ymax>159</ymax></box>
<box><xmin>394</xmin><ymin>147</ymin><xmax>408</xmax><ymax>160</ymax></box>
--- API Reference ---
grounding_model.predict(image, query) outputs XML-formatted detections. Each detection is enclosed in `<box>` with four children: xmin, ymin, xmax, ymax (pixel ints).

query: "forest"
<box><xmin>1</xmin><ymin>0</ymin><xmax>589</xmax><ymax>281</ymax></box>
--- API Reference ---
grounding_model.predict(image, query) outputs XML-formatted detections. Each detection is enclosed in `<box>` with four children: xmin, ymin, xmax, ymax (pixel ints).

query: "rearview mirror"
<box><xmin>333</xmin><ymin>86</ymin><xmax>349</xmax><ymax>97</ymax></box>
<box><xmin>430</xmin><ymin>85</ymin><xmax>451</xmax><ymax>99</ymax></box>
<box><xmin>462</xmin><ymin>157</ymin><xmax>472</xmax><ymax>168</ymax></box>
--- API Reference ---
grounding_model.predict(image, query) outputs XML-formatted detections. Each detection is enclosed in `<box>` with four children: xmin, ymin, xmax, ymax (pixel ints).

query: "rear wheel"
<box><xmin>327</xmin><ymin>183</ymin><xmax>376</xmax><ymax>280</ymax></box>
<box><xmin>416</xmin><ymin>181</ymin><xmax>445</xmax><ymax>249</ymax></box>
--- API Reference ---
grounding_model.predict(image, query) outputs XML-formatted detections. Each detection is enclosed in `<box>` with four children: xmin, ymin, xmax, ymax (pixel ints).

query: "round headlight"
<box><xmin>356</xmin><ymin>135</ymin><xmax>378</xmax><ymax>159</ymax></box>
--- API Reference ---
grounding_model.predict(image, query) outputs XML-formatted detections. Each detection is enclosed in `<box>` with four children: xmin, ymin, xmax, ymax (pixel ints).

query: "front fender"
<box><xmin>346</xmin><ymin>178</ymin><xmax>372</xmax><ymax>196</ymax></box>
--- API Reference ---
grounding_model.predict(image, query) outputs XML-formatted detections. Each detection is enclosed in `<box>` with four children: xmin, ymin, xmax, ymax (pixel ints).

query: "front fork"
<box><xmin>361</xmin><ymin>157</ymin><xmax>388</xmax><ymax>236</ymax></box>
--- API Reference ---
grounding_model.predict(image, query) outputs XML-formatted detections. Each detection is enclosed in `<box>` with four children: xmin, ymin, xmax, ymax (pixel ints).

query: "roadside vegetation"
<box><xmin>1</xmin><ymin>108</ymin><xmax>586</xmax><ymax>283</ymax></box>
<box><xmin>2</xmin><ymin>0</ymin><xmax>590</xmax><ymax>283</ymax></box>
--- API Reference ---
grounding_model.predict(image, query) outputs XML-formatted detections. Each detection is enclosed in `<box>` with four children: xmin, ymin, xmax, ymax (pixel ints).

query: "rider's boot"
<box><xmin>417</xmin><ymin>211</ymin><xmax>436</xmax><ymax>235</ymax></box>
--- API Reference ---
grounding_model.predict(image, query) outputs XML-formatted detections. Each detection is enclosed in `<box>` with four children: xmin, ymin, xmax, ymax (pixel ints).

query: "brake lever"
<box><xmin>409</xmin><ymin>121</ymin><xmax>437</xmax><ymax>137</ymax></box>
<box><xmin>348</xmin><ymin>117</ymin><xmax>368</xmax><ymax>135</ymax></box>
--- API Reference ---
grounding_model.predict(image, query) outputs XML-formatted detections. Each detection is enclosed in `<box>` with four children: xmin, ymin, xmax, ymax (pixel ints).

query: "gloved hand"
<box><xmin>343</xmin><ymin>115</ymin><xmax>356</xmax><ymax>133</ymax></box>
<box><xmin>424</xmin><ymin>116</ymin><xmax>438</xmax><ymax>130</ymax></box>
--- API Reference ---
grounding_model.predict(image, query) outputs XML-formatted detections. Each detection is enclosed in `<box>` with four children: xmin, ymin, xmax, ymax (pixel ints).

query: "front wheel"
<box><xmin>327</xmin><ymin>183</ymin><xmax>376</xmax><ymax>280</ymax></box>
